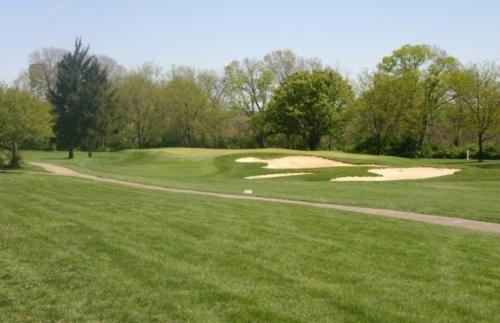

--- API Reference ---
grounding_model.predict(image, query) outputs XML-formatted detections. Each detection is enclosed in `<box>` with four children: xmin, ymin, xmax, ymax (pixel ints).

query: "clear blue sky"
<box><xmin>1</xmin><ymin>0</ymin><xmax>499</xmax><ymax>82</ymax></box>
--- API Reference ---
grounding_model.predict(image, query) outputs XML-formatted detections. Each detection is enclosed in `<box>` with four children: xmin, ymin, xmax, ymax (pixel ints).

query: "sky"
<box><xmin>1</xmin><ymin>0</ymin><xmax>499</xmax><ymax>83</ymax></box>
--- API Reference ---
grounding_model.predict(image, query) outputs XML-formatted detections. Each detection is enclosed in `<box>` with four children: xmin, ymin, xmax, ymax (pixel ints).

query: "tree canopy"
<box><xmin>49</xmin><ymin>39</ymin><xmax>115</xmax><ymax>158</ymax></box>
<box><xmin>5</xmin><ymin>41</ymin><xmax>500</xmax><ymax>161</ymax></box>
<box><xmin>266</xmin><ymin>70</ymin><xmax>353</xmax><ymax>150</ymax></box>
<box><xmin>0</xmin><ymin>87</ymin><xmax>53</xmax><ymax>167</ymax></box>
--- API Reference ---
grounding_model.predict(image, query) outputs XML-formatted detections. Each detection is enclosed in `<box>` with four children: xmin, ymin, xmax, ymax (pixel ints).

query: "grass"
<box><xmin>1</xmin><ymin>171</ymin><xmax>500</xmax><ymax>321</ymax></box>
<box><xmin>24</xmin><ymin>148</ymin><xmax>500</xmax><ymax>223</ymax></box>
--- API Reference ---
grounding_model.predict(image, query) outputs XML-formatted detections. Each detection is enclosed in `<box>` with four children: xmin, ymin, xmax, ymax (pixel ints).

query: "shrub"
<box><xmin>428</xmin><ymin>144</ymin><xmax>500</xmax><ymax>160</ymax></box>
<box><xmin>0</xmin><ymin>149</ymin><xmax>8</xmax><ymax>167</ymax></box>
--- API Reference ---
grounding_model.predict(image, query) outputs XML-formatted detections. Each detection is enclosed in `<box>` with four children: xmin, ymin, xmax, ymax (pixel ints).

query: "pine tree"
<box><xmin>49</xmin><ymin>38</ymin><xmax>93</xmax><ymax>158</ymax></box>
<box><xmin>81</xmin><ymin>59</ymin><xmax>117</xmax><ymax>157</ymax></box>
<box><xmin>49</xmin><ymin>38</ymin><xmax>116</xmax><ymax>158</ymax></box>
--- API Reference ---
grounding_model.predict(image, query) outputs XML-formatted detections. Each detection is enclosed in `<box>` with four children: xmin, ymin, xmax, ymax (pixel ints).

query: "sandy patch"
<box><xmin>236</xmin><ymin>157</ymin><xmax>268</xmax><ymax>164</ymax></box>
<box><xmin>236</xmin><ymin>156</ymin><xmax>353</xmax><ymax>169</ymax></box>
<box><xmin>30</xmin><ymin>162</ymin><xmax>82</xmax><ymax>177</ymax></box>
<box><xmin>245</xmin><ymin>172</ymin><xmax>312</xmax><ymax>180</ymax></box>
<box><xmin>332</xmin><ymin>167</ymin><xmax>460</xmax><ymax>182</ymax></box>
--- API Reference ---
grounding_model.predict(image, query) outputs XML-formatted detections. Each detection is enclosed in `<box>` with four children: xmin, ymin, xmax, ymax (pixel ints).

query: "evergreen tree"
<box><xmin>49</xmin><ymin>38</ymin><xmax>116</xmax><ymax>158</ymax></box>
<box><xmin>81</xmin><ymin>59</ymin><xmax>117</xmax><ymax>157</ymax></box>
<box><xmin>49</xmin><ymin>38</ymin><xmax>93</xmax><ymax>158</ymax></box>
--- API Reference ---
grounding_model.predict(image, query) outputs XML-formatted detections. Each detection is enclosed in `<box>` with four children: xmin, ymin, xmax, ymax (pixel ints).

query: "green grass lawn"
<box><xmin>24</xmin><ymin>148</ymin><xmax>500</xmax><ymax>223</ymax></box>
<box><xmin>1</xmin><ymin>172</ymin><xmax>500</xmax><ymax>322</ymax></box>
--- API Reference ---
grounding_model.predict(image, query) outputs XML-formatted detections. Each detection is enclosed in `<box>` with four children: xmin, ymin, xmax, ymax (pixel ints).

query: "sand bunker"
<box><xmin>236</xmin><ymin>156</ymin><xmax>456</xmax><ymax>182</ymax></box>
<box><xmin>332</xmin><ymin>167</ymin><xmax>460</xmax><ymax>182</ymax></box>
<box><xmin>236</xmin><ymin>156</ymin><xmax>353</xmax><ymax>169</ymax></box>
<box><xmin>245</xmin><ymin>172</ymin><xmax>312</xmax><ymax>180</ymax></box>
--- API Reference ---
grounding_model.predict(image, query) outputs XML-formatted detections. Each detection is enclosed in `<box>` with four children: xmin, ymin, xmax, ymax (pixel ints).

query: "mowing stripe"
<box><xmin>28</xmin><ymin>162</ymin><xmax>500</xmax><ymax>234</ymax></box>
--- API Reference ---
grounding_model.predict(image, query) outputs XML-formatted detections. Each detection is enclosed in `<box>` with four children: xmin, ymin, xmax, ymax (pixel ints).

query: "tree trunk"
<box><xmin>416</xmin><ymin>116</ymin><xmax>429</xmax><ymax>151</ymax></box>
<box><xmin>255</xmin><ymin>132</ymin><xmax>265</xmax><ymax>148</ymax></box>
<box><xmin>184</xmin><ymin>128</ymin><xmax>192</xmax><ymax>147</ymax></box>
<box><xmin>416</xmin><ymin>130</ymin><xmax>426</xmax><ymax>152</ymax></box>
<box><xmin>375</xmin><ymin>132</ymin><xmax>382</xmax><ymax>155</ymax></box>
<box><xmin>306</xmin><ymin>134</ymin><xmax>320</xmax><ymax>151</ymax></box>
<box><xmin>68</xmin><ymin>144</ymin><xmax>74</xmax><ymax>159</ymax></box>
<box><xmin>10</xmin><ymin>141</ymin><xmax>18</xmax><ymax>168</ymax></box>
<box><xmin>136</xmin><ymin>121</ymin><xmax>144</xmax><ymax>149</ymax></box>
<box><xmin>478</xmin><ymin>134</ymin><xmax>484</xmax><ymax>162</ymax></box>
<box><xmin>285</xmin><ymin>134</ymin><xmax>293</xmax><ymax>149</ymax></box>
<box><xmin>138</xmin><ymin>135</ymin><xmax>143</xmax><ymax>149</ymax></box>
<box><xmin>87</xmin><ymin>139</ymin><xmax>93</xmax><ymax>158</ymax></box>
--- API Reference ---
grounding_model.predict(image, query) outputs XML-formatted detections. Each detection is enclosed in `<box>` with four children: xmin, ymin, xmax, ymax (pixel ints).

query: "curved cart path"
<box><xmin>29</xmin><ymin>162</ymin><xmax>500</xmax><ymax>234</ymax></box>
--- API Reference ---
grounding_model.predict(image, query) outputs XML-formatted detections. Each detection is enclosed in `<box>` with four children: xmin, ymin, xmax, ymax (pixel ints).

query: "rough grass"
<box><xmin>24</xmin><ymin>148</ymin><xmax>500</xmax><ymax>223</ymax></box>
<box><xmin>1</xmin><ymin>172</ymin><xmax>500</xmax><ymax>322</ymax></box>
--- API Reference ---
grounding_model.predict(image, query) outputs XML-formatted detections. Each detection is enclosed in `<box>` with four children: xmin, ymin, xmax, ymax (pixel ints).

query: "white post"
<box><xmin>466</xmin><ymin>149</ymin><xmax>470</xmax><ymax>161</ymax></box>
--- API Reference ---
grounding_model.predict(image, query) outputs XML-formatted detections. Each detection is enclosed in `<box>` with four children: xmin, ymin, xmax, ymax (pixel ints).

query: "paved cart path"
<box><xmin>28</xmin><ymin>162</ymin><xmax>500</xmax><ymax>234</ymax></box>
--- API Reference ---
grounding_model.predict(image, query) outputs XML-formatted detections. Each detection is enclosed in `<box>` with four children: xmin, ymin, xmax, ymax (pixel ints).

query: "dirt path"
<box><xmin>29</xmin><ymin>162</ymin><xmax>500</xmax><ymax>234</ymax></box>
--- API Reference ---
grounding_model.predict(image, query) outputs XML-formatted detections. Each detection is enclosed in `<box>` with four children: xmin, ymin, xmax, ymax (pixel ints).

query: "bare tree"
<box><xmin>28</xmin><ymin>47</ymin><xmax>68</xmax><ymax>97</ymax></box>
<box><xmin>96</xmin><ymin>55</ymin><xmax>126</xmax><ymax>81</ymax></box>
<box><xmin>224</xmin><ymin>59</ymin><xmax>274</xmax><ymax>116</ymax></box>
<box><xmin>264</xmin><ymin>49</ymin><xmax>298</xmax><ymax>84</ymax></box>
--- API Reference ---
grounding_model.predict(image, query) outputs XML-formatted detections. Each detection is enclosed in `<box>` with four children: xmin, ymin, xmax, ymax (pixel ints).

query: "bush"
<box><xmin>0</xmin><ymin>149</ymin><xmax>8</xmax><ymax>167</ymax></box>
<box><xmin>427</xmin><ymin>144</ymin><xmax>500</xmax><ymax>160</ymax></box>
<box><xmin>430</xmin><ymin>145</ymin><xmax>465</xmax><ymax>159</ymax></box>
<box><xmin>9</xmin><ymin>153</ymin><xmax>22</xmax><ymax>168</ymax></box>
<box><xmin>415</xmin><ymin>142</ymin><xmax>435</xmax><ymax>158</ymax></box>
<box><xmin>482</xmin><ymin>143</ymin><xmax>500</xmax><ymax>159</ymax></box>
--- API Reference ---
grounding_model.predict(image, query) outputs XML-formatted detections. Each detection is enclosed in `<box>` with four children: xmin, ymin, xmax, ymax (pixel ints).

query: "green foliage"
<box><xmin>11</xmin><ymin>42</ymin><xmax>500</xmax><ymax>158</ymax></box>
<box><xmin>449</xmin><ymin>62</ymin><xmax>500</xmax><ymax>161</ymax></box>
<box><xmin>355</xmin><ymin>44</ymin><xmax>464</xmax><ymax>156</ymax></box>
<box><xmin>0</xmin><ymin>148</ymin><xmax>8</xmax><ymax>167</ymax></box>
<box><xmin>266</xmin><ymin>70</ymin><xmax>353</xmax><ymax>150</ymax></box>
<box><xmin>27</xmin><ymin>63</ymin><xmax>47</xmax><ymax>98</ymax></box>
<box><xmin>80</xmin><ymin>57</ymin><xmax>117</xmax><ymax>155</ymax></box>
<box><xmin>224</xmin><ymin>59</ymin><xmax>275</xmax><ymax>116</ymax></box>
<box><xmin>49</xmin><ymin>39</ymin><xmax>92</xmax><ymax>155</ymax></box>
<box><xmin>0</xmin><ymin>88</ymin><xmax>53</xmax><ymax>167</ymax></box>
<box><xmin>49</xmin><ymin>39</ymin><xmax>116</xmax><ymax>158</ymax></box>
<box><xmin>115</xmin><ymin>65</ymin><xmax>163</xmax><ymax>148</ymax></box>
<box><xmin>427</xmin><ymin>143</ymin><xmax>500</xmax><ymax>159</ymax></box>
<box><xmin>355</xmin><ymin>71</ymin><xmax>422</xmax><ymax>154</ymax></box>
<box><xmin>163</xmin><ymin>75</ymin><xmax>210</xmax><ymax>147</ymax></box>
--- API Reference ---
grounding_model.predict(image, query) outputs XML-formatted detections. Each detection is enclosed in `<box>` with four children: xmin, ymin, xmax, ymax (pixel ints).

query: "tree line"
<box><xmin>1</xmin><ymin>39</ymin><xmax>499</xmax><ymax>167</ymax></box>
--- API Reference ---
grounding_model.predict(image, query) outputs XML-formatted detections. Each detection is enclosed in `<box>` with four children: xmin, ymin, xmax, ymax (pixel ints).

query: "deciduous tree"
<box><xmin>452</xmin><ymin>62</ymin><xmax>500</xmax><ymax>161</ymax></box>
<box><xmin>28</xmin><ymin>47</ymin><xmax>68</xmax><ymax>97</ymax></box>
<box><xmin>378</xmin><ymin>45</ymin><xmax>458</xmax><ymax>151</ymax></box>
<box><xmin>0</xmin><ymin>88</ymin><xmax>53</xmax><ymax>167</ymax></box>
<box><xmin>266</xmin><ymin>70</ymin><xmax>353</xmax><ymax>150</ymax></box>
<box><xmin>117</xmin><ymin>65</ymin><xmax>163</xmax><ymax>148</ymax></box>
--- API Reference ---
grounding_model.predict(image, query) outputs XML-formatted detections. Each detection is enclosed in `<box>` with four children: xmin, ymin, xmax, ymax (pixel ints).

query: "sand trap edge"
<box><xmin>245</xmin><ymin>172</ymin><xmax>312</xmax><ymax>179</ymax></box>
<box><xmin>331</xmin><ymin>167</ymin><xmax>460</xmax><ymax>182</ymax></box>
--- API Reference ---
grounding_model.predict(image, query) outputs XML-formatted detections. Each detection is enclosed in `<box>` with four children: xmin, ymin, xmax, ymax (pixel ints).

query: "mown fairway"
<box><xmin>25</xmin><ymin>148</ymin><xmax>500</xmax><ymax>223</ymax></box>
<box><xmin>1</xmin><ymin>170</ymin><xmax>500</xmax><ymax>322</ymax></box>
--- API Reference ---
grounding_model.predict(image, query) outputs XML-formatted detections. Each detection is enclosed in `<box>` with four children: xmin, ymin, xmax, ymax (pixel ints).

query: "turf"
<box><xmin>1</xmin><ymin>172</ymin><xmax>500</xmax><ymax>322</ymax></box>
<box><xmin>24</xmin><ymin>148</ymin><xmax>500</xmax><ymax>223</ymax></box>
